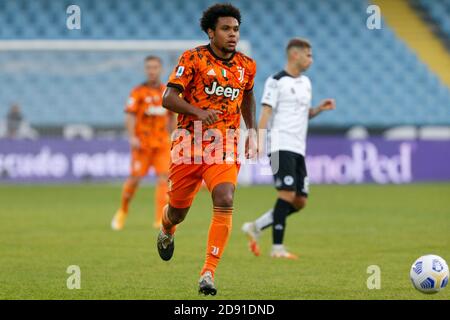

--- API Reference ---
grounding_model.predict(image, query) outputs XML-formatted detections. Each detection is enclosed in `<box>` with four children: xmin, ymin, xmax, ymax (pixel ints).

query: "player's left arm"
<box><xmin>167</xmin><ymin>111</ymin><xmax>177</xmax><ymax>133</ymax></box>
<box><xmin>241</xmin><ymin>89</ymin><xmax>256</xmax><ymax>130</ymax></box>
<box><xmin>241</xmin><ymin>89</ymin><xmax>258</xmax><ymax>159</ymax></box>
<box><xmin>309</xmin><ymin>98</ymin><xmax>336</xmax><ymax>119</ymax></box>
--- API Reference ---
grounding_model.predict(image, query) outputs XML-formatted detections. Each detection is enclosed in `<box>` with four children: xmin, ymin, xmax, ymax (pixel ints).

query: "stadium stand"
<box><xmin>0</xmin><ymin>0</ymin><xmax>449</xmax><ymax>127</ymax></box>
<box><xmin>414</xmin><ymin>0</ymin><xmax>450</xmax><ymax>43</ymax></box>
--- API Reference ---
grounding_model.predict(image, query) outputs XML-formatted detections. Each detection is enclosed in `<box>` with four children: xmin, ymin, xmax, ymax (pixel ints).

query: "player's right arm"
<box><xmin>124</xmin><ymin>90</ymin><xmax>141</xmax><ymax>149</ymax></box>
<box><xmin>163</xmin><ymin>51</ymin><xmax>221</xmax><ymax>126</ymax></box>
<box><xmin>258</xmin><ymin>104</ymin><xmax>272</xmax><ymax>130</ymax></box>
<box><xmin>256</xmin><ymin>105</ymin><xmax>272</xmax><ymax>155</ymax></box>
<box><xmin>162</xmin><ymin>88</ymin><xmax>221</xmax><ymax>126</ymax></box>
<box><xmin>259</xmin><ymin>76</ymin><xmax>278</xmax><ymax>129</ymax></box>
<box><xmin>125</xmin><ymin>113</ymin><xmax>140</xmax><ymax>149</ymax></box>
<box><xmin>258</xmin><ymin>76</ymin><xmax>278</xmax><ymax>154</ymax></box>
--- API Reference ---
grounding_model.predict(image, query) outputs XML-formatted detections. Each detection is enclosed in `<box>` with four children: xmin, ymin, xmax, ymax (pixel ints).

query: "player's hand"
<box><xmin>318</xmin><ymin>99</ymin><xmax>336</xmax><ymax>111</ymax></box>
<box><xmin>245</xmin><ymin>129</ymin><xmax>258</xmax><ymax>159</ymax></box>
<box><xmin>196</xmin><ymin>109</ymin><xmax>223</xmax><ymax>126</ymax></box>
<box><xmin>129</xmin><ymin>136</ymin><xmax>140</xmax><ymax>149</ymax></box>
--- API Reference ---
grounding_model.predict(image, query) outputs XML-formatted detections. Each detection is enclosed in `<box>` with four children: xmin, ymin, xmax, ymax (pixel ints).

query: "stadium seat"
<box><xmin>383</xmin><ymin>126</ymin><xmax>419</xmax><ymax>140</ymax></box>
<box><xmin>419</xmin><ymin>126</ymin><xmax>450</xmax><ymax>140</ymax></box>
<box><xmin>416</xmin><ymin>0</ymin><xmax>450</xmax><ymax>39</ymax></box>
<box><xmin>63</xmin><ymin>124</ymin><xmax>94</xmax><ymax>140</ymax></box>
<box><xmin>0</xmin><ymin>0</ymin><xmax>449</xmax><ymax>127</ymax></box>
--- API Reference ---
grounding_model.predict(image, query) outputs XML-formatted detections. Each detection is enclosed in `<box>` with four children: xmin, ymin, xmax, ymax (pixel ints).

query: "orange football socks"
<box><xmin>155</xmin><ymin>179</ymin><xmax>168</xmax><ymax>225</ymax></box>
<box><xmin>161</xmin><ymin>205</ymin><xmax>177</xmax><ymax>235</ymax></box>
<box><xmin>201</xmin><ymin>206</ymin><xmax>233</xmax><ymax>277</ymax></box>
<box><xmin>120</xmin><ymin>179</ymin><xmax>138</xmax><ymax>213</ymax></box>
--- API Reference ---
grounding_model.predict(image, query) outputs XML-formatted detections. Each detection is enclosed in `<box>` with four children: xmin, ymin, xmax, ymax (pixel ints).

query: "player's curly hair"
<box><xmin>200</xmin><ymin>3</ymin><xmax>241</xmax><ymax>34</ymax></box>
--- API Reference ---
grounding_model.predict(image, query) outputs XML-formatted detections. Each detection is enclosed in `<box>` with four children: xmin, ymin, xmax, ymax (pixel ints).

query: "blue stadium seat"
<box><xmin>418</xmin><ymin>0</ymin><xmax>450</xmax><ymax>38</ymax></box>
<box><xmin>0</xmin><ymin>0</ymin><xmax>449</xmax><ymax>126</ymax></box>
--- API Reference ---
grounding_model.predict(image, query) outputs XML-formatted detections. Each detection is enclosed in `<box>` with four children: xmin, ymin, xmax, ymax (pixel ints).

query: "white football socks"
<box><xmin>254</xmin><ymin>208</ymin><xmax>273</xmax><ymax>231</ymax></box>
<box><xmin>272</xmin><ymin>244</ymin><xmax>285</xmax><ymax>252</ymax></box>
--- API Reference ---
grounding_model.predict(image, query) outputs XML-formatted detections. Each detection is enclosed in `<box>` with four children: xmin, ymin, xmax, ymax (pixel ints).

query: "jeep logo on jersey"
<box><xmin>204</xmin><ymin>81</ymin><xmax>240</xmax><ymax>101</ymax></box>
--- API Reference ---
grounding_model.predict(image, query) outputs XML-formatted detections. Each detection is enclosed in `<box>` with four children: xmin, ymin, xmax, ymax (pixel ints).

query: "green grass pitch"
<box><xmin>0</xmin><ymin>183</ymin><xmax>449</xmax><ymax>300</ymax></box>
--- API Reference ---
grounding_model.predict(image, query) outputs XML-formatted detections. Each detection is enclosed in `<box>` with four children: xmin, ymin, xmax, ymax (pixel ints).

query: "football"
<box><xmin>410</xmin><ymin>254</ymin><xmax>449</xmax><ymax>294</ymax></box>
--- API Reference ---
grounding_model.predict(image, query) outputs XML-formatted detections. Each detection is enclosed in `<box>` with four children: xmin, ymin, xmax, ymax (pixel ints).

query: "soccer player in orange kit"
<box><xmin>158</xmin><ymin>3</ymin><xmax>257</xmax><ymax>295</ymax></box>
<box><xmin>112</xmin><ymin>56</ymin><xmax>176</xmax><ymax>230</ymax></box>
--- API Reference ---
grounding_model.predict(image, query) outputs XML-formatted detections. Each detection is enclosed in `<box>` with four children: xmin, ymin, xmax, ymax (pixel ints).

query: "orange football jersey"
<box><xmin>125</xmin><ymin>83</ymin><xmax>172</xmax><ymax>149</ymax></box>
<box><xmin>167</xmin><ymin>45</ymin><xmax>256</xmax><ymax>161</ymax></box>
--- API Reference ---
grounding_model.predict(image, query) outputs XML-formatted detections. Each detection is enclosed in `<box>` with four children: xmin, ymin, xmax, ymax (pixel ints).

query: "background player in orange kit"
<box><xmin>157</xmin><ymin>3</ymin><xmax>257</xmax><ymax>295</ymax></box>
<box><xmin>112</xmin><ymin>56</ymin><xmax>176</xmax><ymax>230</ymax></box>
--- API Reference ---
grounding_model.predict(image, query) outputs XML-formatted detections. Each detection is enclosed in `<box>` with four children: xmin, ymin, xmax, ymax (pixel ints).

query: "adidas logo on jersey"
<box><xmin>207</xmin><ymin>69</ymin><xmax>216</xmax><ymax>76</ymax></box>
<box><xmin>204</xmin><ymin>81</ymin><xmax>240</xmax><ymax>101</ymax></box>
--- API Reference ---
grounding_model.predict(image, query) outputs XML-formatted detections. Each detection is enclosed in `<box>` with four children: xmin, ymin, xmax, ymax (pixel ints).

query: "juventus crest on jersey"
<box><xmin>261</xmin><ymin>70</ymin><xmax>312</xmax><ymax>156</ymax></box>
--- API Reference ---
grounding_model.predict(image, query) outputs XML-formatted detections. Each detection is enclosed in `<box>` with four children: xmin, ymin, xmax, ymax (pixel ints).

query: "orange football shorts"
<box><xmin>130</xmin><ymin>145</ymin><xmax>170</xmax><ymax>177</ymax></box>
<box><xmin>167</xmin><ymin>163</ymin><xmax>240</xmax><ymax>208</ymax></box>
